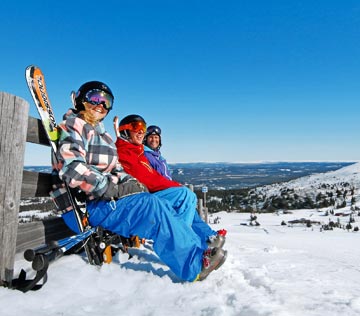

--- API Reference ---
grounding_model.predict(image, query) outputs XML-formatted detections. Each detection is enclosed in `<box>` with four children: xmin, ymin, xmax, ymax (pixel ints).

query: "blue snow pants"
<box><xmin>86</xmin><ymin>192</ymin><xmax>205</xmax><ymax>282</ymax></box>
<box><xmin>153</xmin><ymin>187</ymin><xmax>216</xmax><ymax>248</ymax></box>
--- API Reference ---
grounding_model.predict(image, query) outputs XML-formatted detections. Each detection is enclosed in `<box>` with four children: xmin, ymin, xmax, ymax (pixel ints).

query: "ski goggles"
<box><xmin>146</xmin><ymin>125</ymin><xmax>161</xmax><ymax>136</ymax></box>
<box><xmin>84</xmin><ymin>89</ymin><xmax>114</xmax><ymax>111</ymax></box>
<box><xmin>119</xmin><ymin>121</ymin><xmax>147</xmax><ymax>133</ymax></box>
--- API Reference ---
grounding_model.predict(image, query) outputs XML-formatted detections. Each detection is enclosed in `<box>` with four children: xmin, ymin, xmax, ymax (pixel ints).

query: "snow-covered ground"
<box><xmin>2</xmin><ymin>209</ymin><xmax>360</xmax><ymax>316</ymax></box>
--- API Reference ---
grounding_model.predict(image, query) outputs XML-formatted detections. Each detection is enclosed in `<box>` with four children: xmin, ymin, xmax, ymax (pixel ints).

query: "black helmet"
<box><xmin>119</xmin><ymin>114</ymin><xmax>146</xmax><ymax>139</ymax></box>
<box><xmin>74</xmin><ymin>81</ymin><xmax>114</xmax><ymax>111</ymax></box>
<box><xmin>144</xmin><ymin>125</ymin><xmax>162</xmax><ymax>150</ymax></box>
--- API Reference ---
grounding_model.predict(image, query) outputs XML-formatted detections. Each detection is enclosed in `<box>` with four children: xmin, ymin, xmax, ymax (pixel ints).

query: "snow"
<box><xmin>1</xmin><ymin>209</ymin><xmax>360</xmax><ymax>316</ymax></box>
<box><xmin>2</xmin><ymin>163</ymin><xmax>360</xmax><ymax>316</ymax></box>
<box><xmin>18</xmin><ymin>210</ymin><xmax>54</xmax><ymax>222</ymax></box>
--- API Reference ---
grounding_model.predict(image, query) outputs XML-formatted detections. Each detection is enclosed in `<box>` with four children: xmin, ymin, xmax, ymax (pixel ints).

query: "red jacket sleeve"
<box><xmin>116</xmin><ymin>139</ymin><xmax>181</xmax><ymax>193</ymax></box>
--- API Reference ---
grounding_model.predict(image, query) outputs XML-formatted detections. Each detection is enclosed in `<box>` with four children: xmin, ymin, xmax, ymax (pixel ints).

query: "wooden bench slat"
<box><xmin>21</xmin><ymin>170</ymin><xmax>53</xmax><ymax>198</ymax></box>
<box><xmin>16</xmin><ymin>218</ymin><xmax>74</xmax><ymax>253</ymax></box>
<box><xmin>26</xmin><ymin>116</ymin><xmax>51</xmax><ymax>146</ymax></box>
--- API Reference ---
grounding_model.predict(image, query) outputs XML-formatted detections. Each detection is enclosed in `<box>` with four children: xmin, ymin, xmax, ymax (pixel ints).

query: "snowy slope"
<box><xmin>284</xmin><ymin>161</ymin><xmax>360</xmax><ymax>187</ymax></box>
<box><xmin>248</xmin><ymin>162</ymin><xmax>360</xmax><ymax>212</ymax></box>
<box><xmin>261</xmin><ymin>162</ymin><xmax>360</xmax><ymax>192</ymax></box>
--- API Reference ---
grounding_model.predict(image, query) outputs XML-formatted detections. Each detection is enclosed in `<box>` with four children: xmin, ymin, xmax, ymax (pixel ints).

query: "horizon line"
<box><xmin>25</xmin><ymin>160</ymin><xmax>359</xmax><ymax>167</ymax></box>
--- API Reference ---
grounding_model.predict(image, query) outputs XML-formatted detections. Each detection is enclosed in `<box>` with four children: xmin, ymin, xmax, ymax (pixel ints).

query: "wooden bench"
<box><xmin>0</xmin><ymin>92</ymin><xmax>73</xmax><ymax>287</ymax></box>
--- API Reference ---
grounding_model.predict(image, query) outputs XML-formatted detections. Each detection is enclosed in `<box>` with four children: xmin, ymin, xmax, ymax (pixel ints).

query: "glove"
<box><xmin>102</xmin><ymin>178</ymin><xmax>148</xmax><ymax>201</ymax></box>
<box><xmin>117</xmin><ymin>177</ymin><xmax>148</xmax><ymax>198</ymax></box>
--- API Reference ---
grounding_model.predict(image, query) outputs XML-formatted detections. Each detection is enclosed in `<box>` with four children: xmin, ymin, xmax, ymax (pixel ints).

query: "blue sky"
<box><xmin>1</xmin><ymin>1</ymin><xmax>360</xmax><ymax>165</ymax></box>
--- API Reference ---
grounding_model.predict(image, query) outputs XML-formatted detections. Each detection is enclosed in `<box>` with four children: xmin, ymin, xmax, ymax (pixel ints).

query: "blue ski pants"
<box><xmin>153</xmin><ymin>187</ymin><xmax>216</xmax><ymax>248</ymax></box>
<box><xmin>86</xmin><ymin>192</ymin><xmax>205</xmax><ymax>281</ymax></box>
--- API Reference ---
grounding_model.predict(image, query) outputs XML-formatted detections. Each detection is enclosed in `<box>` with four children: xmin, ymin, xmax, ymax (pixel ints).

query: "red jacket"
<box><xmin>115</xmin><ymin>138</ymin><xmax>182</xmax><ymax>193</ymax></box>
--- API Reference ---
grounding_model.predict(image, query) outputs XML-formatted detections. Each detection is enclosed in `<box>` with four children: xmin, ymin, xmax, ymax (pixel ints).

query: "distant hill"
<box><xmin>170</xmin><ymin>161</ymin><xmax>355</xmax><ymax>189</ymax></box>
<box><xmin>25</xmin><ymin>161</ymin><xmax>355</xmax><ymax>190</ymax></box>
<box><xmin>204</xmin><ymin>162</ymin><xmax>360</xmax><ymax>213</ymax></box>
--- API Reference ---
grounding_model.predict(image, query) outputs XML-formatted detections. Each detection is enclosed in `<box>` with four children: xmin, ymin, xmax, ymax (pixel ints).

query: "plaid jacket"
<box><xmin>51</xmin><ymin>109</ymin><xmax>129</xmax><ymax>210</ymax></box>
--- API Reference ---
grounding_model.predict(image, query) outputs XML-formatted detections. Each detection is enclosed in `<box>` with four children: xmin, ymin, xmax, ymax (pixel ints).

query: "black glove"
<box><xmin>102</xmin><ymin>178</ymin><xmax>148</xmax><ymax>201</ymax></box>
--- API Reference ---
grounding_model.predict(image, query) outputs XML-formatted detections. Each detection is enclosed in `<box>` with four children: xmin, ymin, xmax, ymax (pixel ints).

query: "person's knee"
<box><xmin>183</xmin><ymin>187</ymin><xmax>197</xmax><ymax>204</ymax></box>
<box><xmin>137</xmin><ymin>192</ymin><xmax>171</xmax><ymax>214</ymax></box>
<box><xmin>177</xmin><ymin>186</ymin><xmax>196</xmax><ymax>199</ymax></box>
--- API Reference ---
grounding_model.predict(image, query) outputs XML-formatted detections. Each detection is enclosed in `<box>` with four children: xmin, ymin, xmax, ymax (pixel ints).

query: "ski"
<box><xmin>25</xmin><ymin>65</ymin><xmax>99</xmax><ymax>265</ymax></box>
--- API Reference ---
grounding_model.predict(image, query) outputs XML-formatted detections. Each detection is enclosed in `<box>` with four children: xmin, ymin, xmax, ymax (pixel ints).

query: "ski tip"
<box><xmin>25</xmin><ymin>64</ymin><xmax>36</xmax><ymax>72</ymax></box>
<box><xmin>70</xmin><ymin>91</ymin><xmax>76</xmax><ymax>108</ymax></box>
<box><xmin>25</xmin><ymin>65</ymin><xmax>40</xmax><ymax>78</ymax></box>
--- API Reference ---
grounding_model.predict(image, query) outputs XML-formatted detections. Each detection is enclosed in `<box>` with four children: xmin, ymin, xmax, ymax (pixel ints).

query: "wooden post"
<box><xmin>0</xmin><ymin>92</ymin><xmax>29</xmax><ymax>286</ymax></box>
<box><xmin>187</xmin><ymin>185</ymin><xmax>208</xmax><ymax>221</ymax></box>
<box><xmin>198</xmin><ymin>198</ymin><xmax>205</xmax><ymax>220</ymax></box>
<box><xmin>204</xmin><ymin>206</ymin><xmax>208</xmax><ymax>224</ymax></box>
<box><xmin>201</xmin><ymin>186</ymin><xmax>209</xmax><ymax>223</ymax></box>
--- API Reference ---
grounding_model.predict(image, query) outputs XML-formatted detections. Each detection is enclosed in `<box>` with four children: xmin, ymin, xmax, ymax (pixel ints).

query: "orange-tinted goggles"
<box><xmin>119</xmin><ymin>121</ymin><xmax>147</xmax><ymax>133</ymax></box>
